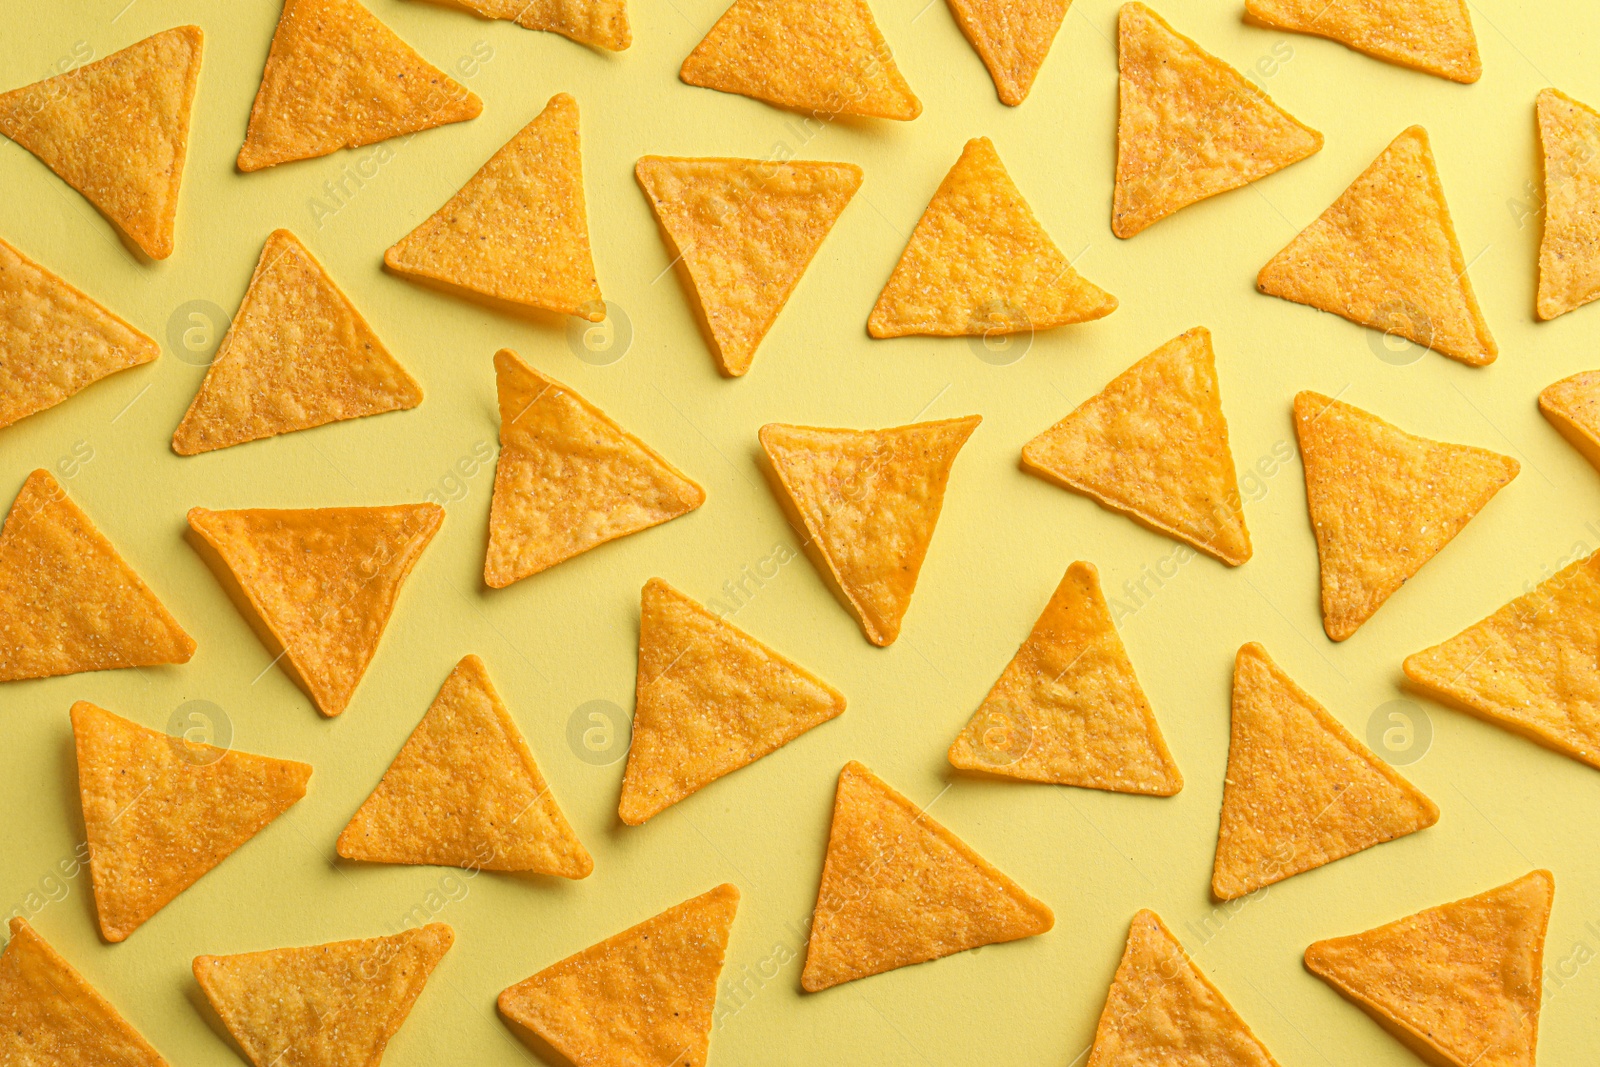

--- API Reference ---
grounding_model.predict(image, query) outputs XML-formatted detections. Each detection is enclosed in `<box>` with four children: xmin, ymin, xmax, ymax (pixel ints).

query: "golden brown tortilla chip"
<box><xmin>1541</xmin><ymin>369</ymin><xmax>1600</xmax><ymax>476</ymax></box>
<box><xmin>1536</xmin><ymin>88</ymin><xmax>1600</xmax><ymax>320</ymax></box>
<box><xmin>437</xmin><ymin>0</ymin><xmax>631</xmax><ymax>50</ymax></box>
<box><xmin>1245</xmin><ymin>0</ymin><xmax>1481</xmax><ymax>83</ymax></box>
<box><xmin>946</xmin><ymin>0</ymin><xmax>1068</xmax><ymax>106</ymax></box>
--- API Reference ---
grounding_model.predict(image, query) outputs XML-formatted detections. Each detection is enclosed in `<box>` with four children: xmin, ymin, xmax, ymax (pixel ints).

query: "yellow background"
<box><xmin>3</xmin><ymin>0</ymin><xmax>1598</xmax><ymax>1063</ymax></box>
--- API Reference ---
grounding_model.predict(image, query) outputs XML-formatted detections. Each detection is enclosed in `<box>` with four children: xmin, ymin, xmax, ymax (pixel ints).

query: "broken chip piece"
<box><xmin>434</xmin><ymin>0</ymin><xmax>631</xmax><ymax>50</ymax></box>
<box><xmin>1536</xmin><ymin>88</ymin><xmax>1600</xmax><ymax>321</ymax></box>
<box><xmin>947</xmin><ymin>0</ymin><xmax>1068</xmax><ymax>106</ymax></box>
<box><xmin>1245</xmin><ymin>0</ymin><xmax>1481</xmax><ymax>84</ymax></box>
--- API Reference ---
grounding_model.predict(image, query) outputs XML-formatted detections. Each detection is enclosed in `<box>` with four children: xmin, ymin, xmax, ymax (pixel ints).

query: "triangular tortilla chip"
<box><xmin>0</xmin><ymin>918</ymin><xmax>167</xmax><ymax>1066</ymax></box>
<box><xmin>1245</xmin><ymin>0</ymin><xmax>1481</xmax><ymax>83</ymax></box>
<box><xmin>947</xmin><ymin>561</ymin><xmax>1182</xmax><ymax>795</ymax></box>
<box><xmin>1213</xmin><ymin>644</ymin><xmax>1438</xmax><ymax>900</ymax></box>
<box><xmin>947</xmin><ymin>0</ymin><xmax>1067</xmax><ymax>106</ymax></box>
<box><xmin>803</xmin><ymin>762</ymin><xmax>1052</xmax><ymax>991</ymax></box>
<box><xmin>172</xmin><ymin>229</ymin><xmax>422</xmax><ymax>455</ymax></box>
<box><xmin>1114</xmin><ymin>3</ymin><xmax>1322</xmax><ymax>238</ymax></box>
<box><xmin>1403</xmin><ymin>548</ymin><xmax>1600</xmax><ymax>770</ymax></box>
<box><xmin>1086</xmin><ymin>910</ymin><xmax>1282</xmax><ymax>1067</ymax></box>
<box><xmin>188</xmin><ymin>502</ymin><xmax>442</xmax><ymax>716</ymax></box>
<box><xmin>0</xmin><ymin>235</ymin><xmax>159</xmax><ymax>431</ymax></box>
<box><xmin>1540</xmin><ymin>369</ymin><xmax>1600</xmax><ymax>473</ymax></box>
<box><xmin>237</xmin><ymin>0</ymin><xmax>481</xmax><ymax>171</ymax></box>
<box><xmin>0</xmin><ymin>470</ymin><xmax>194</xmax><ymax>682</ymax></box>
<box><xmin>1536</xmin><ymin>88</ymin><xmax>1600</xmax><ymax>320</ymax></box>
<box><xmin>679</xmin><ymin>0</ymin><xmax>921</xmax><ymax>120</ymax></box>
<box><xmin>1258</xmin><ymin>126</ymin><xmax>1497</xmax><ymax>365</ymax></box>
<box><xmin>194</xmin><ymin>924</ymin><xmax>452</xmax><ymax>1067</ymax></box>
<box><xmin>337</xmin><ymin>655</ymin><xmax>593</xmax><ymax>876</ymax></box>
<box><xmin>1294</xmin><ymin>391</ymin><xmax>1518</xmax><ymax>641</ymax></box>
<box><xmin>384</xmin><ymin>93</ymin><xmax>603</xmax><ymax>321</ymax></box>
<box><xmin>485</xmin><ymin>350</ymin><xmax>704</xmax><ymax>587</ymax></box>
<box><xmin>620</xmin><ymin>579</ymin><xmax>846</xmax><ymax>824</ymax></box>
<box><xmin>1305</xmin><ymin>871</ymin><xmax>1554</xmax><ymax>1067</ymax></box>
<box><xmin>73</xmin><ymin>702</ymin><xmax>311</xmax><ymax>942</ymax></box>
<box><xmin>499</xmin><ymin>885</ymin><xmax>737</xmax><ymax>1066</ymax></box>
<box><xmin>1022</xmin><ymin>327</ymin><xmax>1251</xmax><ymax>566</ymax></box>
<box><xmin>869</xmin><ymin>138</ymin><xmax>1116</xmax><ymax>337</ymax></box>
<box><xmin>0</xmin><ymin>27</ymin><xmax>201</xmax><ymax>259</ymax></box>
<box><xmin>636</xmin><ymin>156</ymin><xmax>862</xmax><ymax>376</ymax></box>
<box><xmin>760</xmin><ymin>416</ymin><xmax>979</xmax><ymax>646</ymax></box>
<box><xmin>435</xmin><ymin>0</ymin><xmax>631</xmax><ymax>50</ymax></box>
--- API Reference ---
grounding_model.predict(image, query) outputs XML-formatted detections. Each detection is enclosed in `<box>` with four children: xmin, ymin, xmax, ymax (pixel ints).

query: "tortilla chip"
<box><xmin>1213</xmin><ymin>644</ymin><xmax>1437</xmax><ymax>900</ymax></box>
<box><xmin>947</xmin><ymin>561</ymin><xmax>1182</xmax><ymax>795</ymax></box>
<box><xmin>947</xmin><ymin>0</ymin><xmax>1067</xmax><ymax>106</ymax></box>
<box><xmin>1022</xmin><ymin>327</ymin><xmax>1251</xmax><ymax>566</ymax></box>
<box><xmin>194</xmin><ymin>924</ymin><xmax>452</xmax><ymax>1067</ymax></box>
<box><xmin>437</xmin><ymin>0</ymin><xmax>630</xmax><ymax>50</ymax></box>
<box><xmin>1536</xmin><ymin>89</ymin><xmax>1600</xmax><ymax>320</ymax></box>
<box><xmin>498</xmin><ymin>885</ymin><xmax>738</xmax><ymax>1067</ymax></box>
<box><xmin>760</xmin><ymin>416</ymin><xmax>979</xmax><ymax>646</ymax></box>
<box><xmin>679</xmin><ymin>0</ymin><xmax>921</xmax><ymax>120</ymax></box>
<box><xmin>1114</xmin><ymin>3</ymin><xmax>1322</xmax><ymax>238</ymax></box>
<box><xmin>1245</xmin><ymin>0</ymin><xmax>1480</xmax><ymax>84</ymax></box>
<box><xmin>188</xmin><ymin>502</ymin><xmax>442</xmax><ymax>716</ymax></box>
<box><xmin>1086</xmin><ymin>910</ymin><xmax>1282</xmax><ymax>1067</ymax></box>
<box><xmin>384</xmin><ymin>95</ymin><xmax>602</xmax><ymax>321</ymax></box>
<box><xmin>1258</xmin><ymin>126</ymin><xmax>1496</xmax><ymax>365</ymax></box>
<box><xmin>1539</xmin><ymin>370</ymin><xmax>1600</xmax><ymax>473</ymax></box>
<box><xmin>1305</xmin><ymin>870</ymin><xmax>1553</xmax><ymax>1067</ymax></box>
<box><xmin>1403</xmin><ymin>548</ymin><xmax>1600</xmax><ymax>770</ymax></box>
<box><xmin>486</xmin><ymin>350</ymin><xmax>704</xmax><ymax>587</ymax></box>
<box><xmin>0</xmin><ymin>235</ymin><xmax>159</xmax><ymax>431</ymax></box>
<box><xmin>172</xmin><ymin>230</ymin><xmax>421</xmax><ymax>455</ymax></box>
<box><xmin>802</xmin><ymin>762</ymin><xmax>1052</xmax><ymax>991</ymax></box>
<box><xmin>1294</xmin><ymin>391</ymin><xmax>1517</xmax><ymax>641</ymax></box>
<box><xmin>73</xmin><ymin>702</ymin><xmax>311</xmax><ymax>942</ymax></box>
<box><xmin>636</xmin><ymin>156</ymin><xmax>862</xmax><ymax>376</ymax></box>
<box><xmin>0</xmin><ymin>918</ymin><xmax>167</xmax><ymax>1066</ymax></box>
<box><xmin>0</xmin><ymin>27</ymin><xmax>201</xmax><ymax>259</ymax></box>
<box><xmin>869</xmin><ymin>138</ymin><xmax>1116</xmax><ymax>337</ymax></box>
<box><xmin>620</xmin><ymin>579</ymin><xmax>846</xmax><ymax>824</ymax></box>
<box><xmin>0</xmin><ymin>470</ymin><xmax>194</xmax><ymax>682</ymax></box>
<box><xmin>237</xmin><ymin>0</ymin><xmax>480</xmax><ymax>171</ymax></box>
<box><xmin>338</xmin><ymin>655</ymin><xmax>592</xmax><ymax>876</ymax></box>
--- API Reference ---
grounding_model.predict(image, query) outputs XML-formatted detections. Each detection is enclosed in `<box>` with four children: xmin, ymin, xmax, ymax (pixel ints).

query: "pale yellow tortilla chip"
<box><xmin>1294</xmin><ymin>391</ymin><xmax>1517</xmax><ymax>641</ymax></box>
<box><xmin>1305</xmin><ymin>870</ymin><xmax>1553</xmax><ymax>1067</ymax></box>
<box><xmin>1541</xmin><ymin>369</ymin><xmax>1600</xmax><ymax>474</ymax></box>
<box><xmin>194</xmin><ymin>924</ymin><xmax>452</xmax><ymax>1067</ymax></box>
<box><xmin>173</xmin><ymin>229</ymin><xmax>421</xmax><ymax>455</ymax></box>
<box><xmin>1022</xmin><ymin>327</ymin><xmax>1251</xmax><ymax>566</ymax></box>
<box><xmin>620</xmin><ymin>579</ymin><xmax>846</xmax><ymax>824</ymax></box>
<box><xmin>1086</xmin><ymin>910</ymin><xmax>1282</xmax><ymax>1067</ymax></box>
<box><xmin>680</xmin><ymin>0</ymin><xmax>922</xmax><ymax>120</ymax></box>
<box><xmin>947</xmin><ymin>0</ymin><xmax>1067</xmax><ymax>106</ymax></box>
<box><xmin>74</xmin><ymin>701</ymin><xmax>311</xmax><ymax>942</ymax></box>
<box><xmin>1403</xmin><ymin>547</ymin><xmax>1600</xmax><ymax>770</ymax></box>
<box><xmin>636</xmin><ymin>156</ymin><xmax>862</xmax><ymax>376</ymax></box>
<box><xmin>435</xmin><ymin>0</ymin><xmax>631</xmax><ymax>50</ymax></box>
<box><xmin>498</xmin><ymin>885</ymin><xmax>738</xmax><ymax>1067</ymax></box>
<box><xmin>1536</xmin><ymin>88</ymin><xmax>1600</xmax><ymax>320</ymax></box>
<box><xmin>188</xmin><ymin>502</ymin><xmax>442</xmax><ymax>716</ymax></box>
<box><xmin>802</xmin><ymin>761</ymin><xmax>1053</xmax><ymax>992</ymax></box>
<box><xmin>0</xmin><ymin>235</ymin><xmax>158</xmax><ymax>431</ymax></box>
<box><xmin>485</xmin><ymin>350</ymin><xmax>704</xmax><ymax>587</ymax></box>
<box><xmin>760</xmin><ymin>416</ymin><xmax>979</xmax><ymax>646</ymax></box>
<box><xmin>0</xmin><ymin>470</ymin><xmax>194</xmax><ymax>682</ymax></box>
<box><xmin>870</xmin><ymin>138</ymin><xmax>1115</xmax><ymax>337</ymax></box>
<box><xmin>1114</xmin><ymin>2</ymin><xmax>1322</xmax><ymax>238</ymax></box>
<box><xmin>0</xmin><ymin>27</ymin><xmax>201</xmax><ymax>259</ymax></box>
<box><xmin>0</xmin><ymin>918</ymin><xmax>168</xmax><ymax>1066</ymax></box>
<box><xmin>1246</xmin><ymin>0</ymin><xmax>1481</xmax><ymax>83</ymax></box>
<box><xmin>1258</xmin><ymin>126</ymin><xmax>1497</xmax><ymax>365</ymax></box>
<box><xmin>1213</xmin><ymin>643</ymin><xmax>1438</xmax><ymax>900</ymax></box>
<box><xmin>338</xmin><ymin>655</ymin><xmax>593</xmax><ymax>876</ymax></box>
<box><xmin>947</xmin><ymin>561</ymin><xmax>1182</xmax><ymax>795</ymax></box>
<box><xmin>384</xmin><ymin>93</ymin><xmax>603</xmax><ymax>320</ymax></box>
<box><xmin>237</xmin><ymin>0</ymin><xmax>481</xmax><ymax>171</ymax></box>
